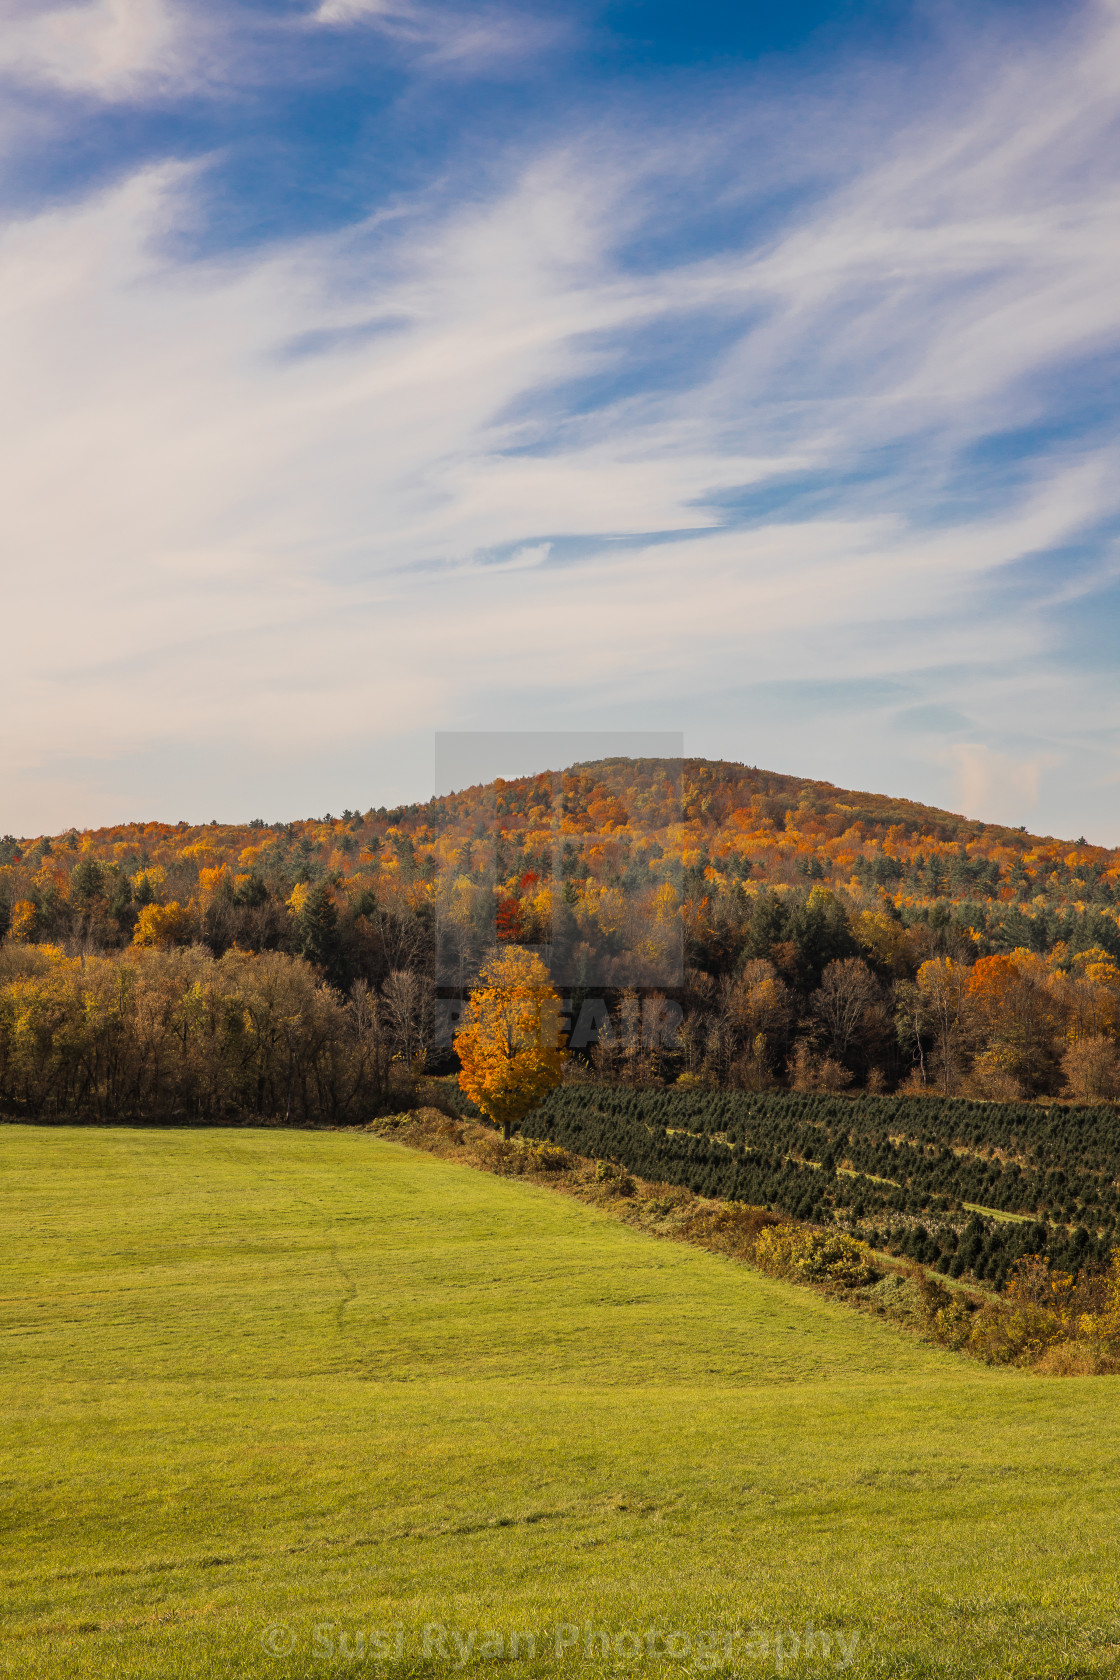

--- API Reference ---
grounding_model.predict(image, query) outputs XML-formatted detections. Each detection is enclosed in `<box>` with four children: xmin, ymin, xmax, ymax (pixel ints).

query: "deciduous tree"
<box><xmin>456</xmin><ymin>948</ymin><xmax>566</xmax><ymax>1139</ymax></box>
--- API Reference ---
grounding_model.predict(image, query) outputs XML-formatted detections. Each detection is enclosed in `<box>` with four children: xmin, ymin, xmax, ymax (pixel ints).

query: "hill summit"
<box><xmin>4</xmin><ymin>755</ymin><xmax>1114</xmax><ymax>949</ymax></box>
<box><xmin>2</xmin><ymin>757</ymin><xmax>1120</xmax><ymax>1107</ymax></box>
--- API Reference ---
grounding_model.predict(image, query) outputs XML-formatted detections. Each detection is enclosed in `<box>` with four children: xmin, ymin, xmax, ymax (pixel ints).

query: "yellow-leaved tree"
<box><xmin>132</xmin><ymin>901</ymin><xmax>195</xmax><ymax>949</ymax></box>
<box><xmin>456</xmin><ymin>948</ymin><xmax>566</xmax><ymax>1139</ymax></box>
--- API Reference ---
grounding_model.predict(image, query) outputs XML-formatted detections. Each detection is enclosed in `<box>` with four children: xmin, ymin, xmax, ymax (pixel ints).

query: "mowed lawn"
<box><xmin>2</xmin><ymin>1128</ymin><xmax>1119</xmax><ymax>1680</ymax></box>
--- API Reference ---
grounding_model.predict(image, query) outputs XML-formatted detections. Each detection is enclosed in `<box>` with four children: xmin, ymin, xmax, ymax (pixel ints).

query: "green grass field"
<box><xmin>2</xmin><ymin>1126</ymin><xmax>1119</xmax><ymax>1680</ymax></box>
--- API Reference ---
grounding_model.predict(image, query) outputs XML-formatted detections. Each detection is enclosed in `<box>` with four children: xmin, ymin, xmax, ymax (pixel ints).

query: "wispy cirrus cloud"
<box><xmin>308</xmin><ymin>0</ymin><xmax>568</xmax><ymax>71</ymax></box>
<box><xmin>2</xmin><ymin>2</ymin><xmax>1120</xmax><ymax>833</ymax></box>
<box><xmin>0</xmin><ymin>0</ymin><xmax>191</xmax><ymax>99</ymax></box>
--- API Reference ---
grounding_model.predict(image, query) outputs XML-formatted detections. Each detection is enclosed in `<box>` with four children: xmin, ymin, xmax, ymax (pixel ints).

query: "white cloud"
<box><xmin>0</xmin><ymin>0</ymin><xmax>186</xmax><ymax>99</ymax></box>
<box><xmin>314</xmin><ymin>0</ymin><xmax>396</xmax><ymax>18</ymax></box>
<box><xmin>308</xmin><ymin>0</ymin><xmax>565</xmax><ymax>70</ymax></box>
<box><xmin>312</xmin><ymin>0</ymin><xmax>417</xmax><ymax>28</ymax></box>
<box><xmin>3</xmin><ymin>6</ymin><xmax>1120</xmax><ymax>831</ymax></box>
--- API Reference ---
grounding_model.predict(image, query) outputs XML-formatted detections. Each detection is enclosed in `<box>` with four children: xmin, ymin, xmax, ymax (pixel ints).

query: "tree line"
<box><xmin>0</xmin><ymin>942</ymin><xmax>429</xmax><ymax>1126</ymax></box>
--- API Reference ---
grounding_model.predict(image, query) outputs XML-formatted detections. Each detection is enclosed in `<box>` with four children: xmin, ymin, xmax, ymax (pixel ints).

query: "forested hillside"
<box><xmin>2</xmin><ymin>757</ymin><xmax>1119</xmax><ymax>1104</ymax></box>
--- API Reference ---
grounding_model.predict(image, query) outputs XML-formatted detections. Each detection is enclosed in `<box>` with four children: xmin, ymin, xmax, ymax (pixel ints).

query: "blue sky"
<box><xmin>2</xmin><ymin>0</ymin><xmax>1120</xmax><ymax>841</ymax></box>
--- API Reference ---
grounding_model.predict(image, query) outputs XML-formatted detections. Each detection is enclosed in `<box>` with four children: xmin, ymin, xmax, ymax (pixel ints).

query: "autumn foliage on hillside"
<box><xmin>1</xmin><ymin>757</ymin><xmax>1119</xmax><ymax>1105</ymax></box>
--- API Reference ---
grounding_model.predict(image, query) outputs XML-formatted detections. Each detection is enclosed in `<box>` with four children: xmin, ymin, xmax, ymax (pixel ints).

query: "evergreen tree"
<box><xmin>299</xmin><ymin>883</ymin><xmax>339</xmax><ymax>973</ymax></box>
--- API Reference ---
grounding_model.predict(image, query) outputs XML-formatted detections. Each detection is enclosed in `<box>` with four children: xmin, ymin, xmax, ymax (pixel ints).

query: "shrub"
<box><xmin>475</xmin><ymin>1136</ymin><xmax>574</xmax><ymax>1176</ymax></box>
<box><xmin>410</xmin><ymin>1106</ymin><xmax>452</xmax><ymax>1126</ymax></box>
<box><xmin>1033</xmin><ymin>1340</ymin><xmax>1120</xmax><ymax>1376</ymax></box>
<box><xmin>523</xmin><ymin>1142</ymin><xmax>572</xmax><ymax>1173</ymax></box>
<box><xmin>931</xmin><ymin>1298</ymin><xmax>975</xmax><ymax>1349</ymax></box>
<box><xmin>681</xmin><ymin>1203</ymin><xmax>777</xmax><ymax>1253</ymax></box>
<box><xmin>1069</xmin><ymin>1248</ymin><xmax>1120</xmax><ymax>1346</ymax></box>
<box><xmin>864</xmin><ymin>1273</ymin><xmax>924</xmax><ymax>1320</ymax></box>
<box><xmin>592</xmin><ymin>1159</ymin><xmax>636</xmax><ymax>1195</ymax></box>
<box><xmin>753</xmin><ymin>1223</ymin><xmax>875</xmax><ymax>1288</ymax></box>
<box><xmin>966</xmin><ymin>1302</ymin><xmax>1067</xmax><ymax>1365</ymax></box>
<box><xmin>475</xmin><ymin>1134</ymin><xmax>519</xmax><ymax>1173</ymax></box>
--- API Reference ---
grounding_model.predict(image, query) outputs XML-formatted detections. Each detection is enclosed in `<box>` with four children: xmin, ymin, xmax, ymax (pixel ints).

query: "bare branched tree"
<box><xmin>811</xmin><ymin>958</ymin><xmax>882</xmax><ymax>1062</ymax></box>
<box><xmin>381</xmin><ymin>969</ymin><xmax>431</xmax><ymax>1068</ymax></box>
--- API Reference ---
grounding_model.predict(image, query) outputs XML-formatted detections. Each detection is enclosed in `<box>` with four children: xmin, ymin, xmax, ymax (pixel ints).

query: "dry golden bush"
<box><xmin>753</xmin><ymin>1223</ymin><xmax>875</xmax><ymax>1287</ymax></box>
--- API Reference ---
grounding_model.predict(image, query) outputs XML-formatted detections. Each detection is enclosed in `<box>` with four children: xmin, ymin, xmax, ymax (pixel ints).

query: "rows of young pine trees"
<box><xmin>518</xmin><ymin>1083</ymin><xmax>1120</xmax><ymax>1284</ymax></box>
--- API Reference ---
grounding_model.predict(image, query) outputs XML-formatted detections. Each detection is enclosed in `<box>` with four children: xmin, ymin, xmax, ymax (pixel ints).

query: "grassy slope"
<box><xmin>2</xmin><ymin>1127</ymin><xmax>1118</xmax><ymax>1679</ymax></box>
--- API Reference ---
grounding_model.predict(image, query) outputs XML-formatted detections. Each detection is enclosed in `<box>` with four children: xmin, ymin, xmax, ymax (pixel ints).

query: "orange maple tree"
<box><xmin>455</xmin><ymin>947</ymin><xmax>567</xmax><ymax>1139</ymax></box>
